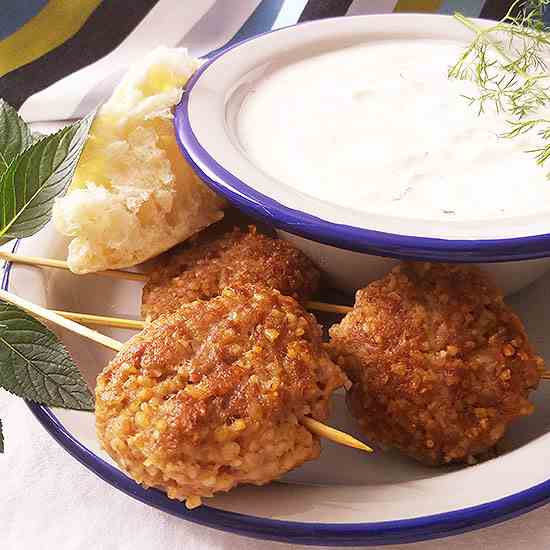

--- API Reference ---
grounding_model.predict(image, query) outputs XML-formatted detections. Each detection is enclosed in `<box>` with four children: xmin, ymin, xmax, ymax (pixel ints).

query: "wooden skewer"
<box><xmin>301</xmin><ymin>417</ymin><xmax>372</xmax><ymax>453</ymax></box>
<box><xmin>54</xmin><ymin>310</ymin><xmax>145</xmax><ymax>330</ymax></box>
<box><xmin>0</xmin><ymin>289</ymin><xmax>123</xmax><ymax>352</ymax></box>
<box><xmin>1</xmin><ymin>252</ymin><xmax>353</xmax><ymax>315</ymax></box>
<box><xmin>305</xmin><ymin>300</ymin><xmax>352</xmax><ymax>315</ymax></box>
<box><xmin>0</xmin><ymin>288</ymin><xmax>371</xmax><ymax>453</ymax></box>
<box><xmin>0</xmin><ymin>251</ymin><xmax>147</xmax><ymax>282</ymax></box>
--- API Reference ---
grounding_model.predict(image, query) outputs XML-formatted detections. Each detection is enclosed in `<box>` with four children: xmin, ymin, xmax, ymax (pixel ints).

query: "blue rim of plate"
<box><xmin>174</xmin><ymin>15</ymin><xmax>550</xmax><ymax>264</ymax></box>
<box><xmin>4</xmin><ymin>240</ymin><xmax>550</xmax><ymax>546</ymax></box>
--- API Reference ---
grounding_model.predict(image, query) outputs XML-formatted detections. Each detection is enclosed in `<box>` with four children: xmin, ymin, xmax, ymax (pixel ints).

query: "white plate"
<box><xmin>9</xmin><ymin>222</ymin><xmax>550</xmax><ymax>546</ymax></box>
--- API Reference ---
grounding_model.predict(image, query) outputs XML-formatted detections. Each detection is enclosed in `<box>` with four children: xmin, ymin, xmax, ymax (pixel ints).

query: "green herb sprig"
<box><xmin>0</xmin><ymin>99</ymin><xmax>94</xmax><ymax>451</ymax></box>
<box><xmin>450</xmin><ymin>0</ymin><xmax>550</xmax><ymax>172</ymax></box>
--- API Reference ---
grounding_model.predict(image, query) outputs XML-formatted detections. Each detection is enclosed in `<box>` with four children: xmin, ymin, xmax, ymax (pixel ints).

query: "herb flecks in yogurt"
<box><xmin>239</xmin><ymin>40</ymin><xmax>550</xmax><ymax>221</ymax></box>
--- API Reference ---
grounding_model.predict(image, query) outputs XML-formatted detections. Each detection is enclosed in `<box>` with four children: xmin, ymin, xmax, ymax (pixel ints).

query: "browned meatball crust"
<box><xmin>329</xmin><ymin>262</ymin><xmax>543</xmax><ymax>466</ymax></box>
<box><xmin>142</xmin><ymin>226</ymin><xmax>319</xmax><ymax>320</ymax></box>
<box><xmin>97</xmin><ymin>285</ymin><xmax>345</xmax><ymax>507</ymax></box>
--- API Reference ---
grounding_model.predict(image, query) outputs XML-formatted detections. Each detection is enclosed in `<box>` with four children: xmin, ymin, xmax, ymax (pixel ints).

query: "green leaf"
<box><xmin>0</xmin><ymin>301</ymin><xmax>94</xmax><ymax>411</ymax></box>
<box><xmin>0</xmin><ymin>417</ymin><xmax>3</xmax><ymax>453</ymax></box>
<box><xmin>0</xmin><ymin>111</ymin><xmax>94</xmax><ymax>245</ymax></box>
<box><xmin>0</xmin><ymin>99</ymin><xmax>32</xmax><ymax>171</ymax></box>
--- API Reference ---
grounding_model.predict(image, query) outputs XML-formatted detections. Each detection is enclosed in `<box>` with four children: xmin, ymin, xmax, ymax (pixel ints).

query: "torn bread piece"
<box><xmin>53</xmin><ymin>46</ymin><xmax>225</xmax><ymax>273</ymax></box>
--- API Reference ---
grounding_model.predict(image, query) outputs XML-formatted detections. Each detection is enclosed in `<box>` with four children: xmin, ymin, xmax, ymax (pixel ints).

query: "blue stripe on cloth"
<box><xmin>207</xmin><ymin>0</ymin><xmax>286</xmax><ymax>57</ymax></box>
<box><xmin>439</xmin><ymin>0</ymin><xmax>484</xmax><ymax>17</ymax></box>
<box><xmin>0</xmin><ymin>0</ymin><xmax>48</xmax><ymax>40</ymax></box>
<box><xmin>177</xmin><ymin>0</ymin><xmax>262</xmax><ymax>56</ymax></box>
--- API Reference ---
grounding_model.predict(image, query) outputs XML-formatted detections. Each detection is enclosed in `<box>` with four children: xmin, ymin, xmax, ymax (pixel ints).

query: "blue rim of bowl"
<box><xmin>174</xmin><ymin>15</ymin><xmax>550</xmax><ymax>263</ymax></box>
<box><xmin>4</xmin><ymin>241</ymin><xmax>550</xmax><ymax>545</ymax></box>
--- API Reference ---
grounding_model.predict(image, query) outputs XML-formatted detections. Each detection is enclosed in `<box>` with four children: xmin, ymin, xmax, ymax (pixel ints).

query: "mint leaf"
<box><xmin>0</xmin><ymin>111</ymin><xmax>94</xmax><ymax>244</ymax></box>
<box><xmin>0</xmin><ymin>301</ymin><xmax>94</xmax><ymax>410</ymax></box>
<box><xmin>0</xmin><ymin>417</ymin><xmax>3</xmax><ymax>453</ymax></box>
<box><xmin>0</xmin><ymin>99</ymin><xmax>32</xmax><ymax>170</ymax></box>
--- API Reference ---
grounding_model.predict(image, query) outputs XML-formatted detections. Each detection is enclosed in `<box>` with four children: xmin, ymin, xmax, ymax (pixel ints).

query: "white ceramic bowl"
<box><xmin>175</xmin><ymin>14</ymin><xmax>550</xmax><ymax>295</ymax></box>
<box><xmin>8</xmin><ymin>223</ymin><xmax>550</xmax><ymax>546</ymax></box>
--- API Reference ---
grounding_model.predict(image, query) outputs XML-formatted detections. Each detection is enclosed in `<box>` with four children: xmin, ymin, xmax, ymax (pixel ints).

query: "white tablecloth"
<box><xmin>2</xmin><ymin>388</ymin><xmax>550</xmax><ymax>550</ymax></box>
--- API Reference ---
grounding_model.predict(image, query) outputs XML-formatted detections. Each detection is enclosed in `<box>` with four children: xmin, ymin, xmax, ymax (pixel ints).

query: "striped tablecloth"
<box><xmin>0</xmin><ymin>0</ymin><xmax>521</xmax><ymax>122</ymax></box>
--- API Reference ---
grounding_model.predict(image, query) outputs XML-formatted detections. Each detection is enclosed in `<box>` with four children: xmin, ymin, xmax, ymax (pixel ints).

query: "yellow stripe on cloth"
<box><xmin>394</xmin><ymin>0</ymin><xmax>443</xmax><ymax>12</ymax></box>
<box><xmin>0</xmin><ymin>0</ymin><xmax>102</xmax><ymax>78</ymax></box>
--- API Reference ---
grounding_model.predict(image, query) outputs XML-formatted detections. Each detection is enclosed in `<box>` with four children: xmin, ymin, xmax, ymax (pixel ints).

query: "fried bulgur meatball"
<box><xmin>96</xmin><ymin>285</ymin><xmax>346</xmax><ymax>507</ymax></box>
<box><xmin>141</xmin><ymin>226</ymin><xmax>320</xmax><ymax>321</ymax></box>
<box><xmin>329</xmin><ymin>262</ymin><xmax>544</xmax><ymax>466</ymax></box>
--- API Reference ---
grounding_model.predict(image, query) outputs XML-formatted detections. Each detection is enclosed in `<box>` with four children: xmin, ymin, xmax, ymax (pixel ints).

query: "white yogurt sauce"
<box><xmin>238</xmin><ymin>40</ymin><xmax>550</xmax><ymax>221</ymax></box>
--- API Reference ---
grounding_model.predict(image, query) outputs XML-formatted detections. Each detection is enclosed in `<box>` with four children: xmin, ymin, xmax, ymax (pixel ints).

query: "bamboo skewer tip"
<box><xmin>301</xmin><ymin>416</ymin><xmax>373</xmax><ymax>453</ymax></box>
